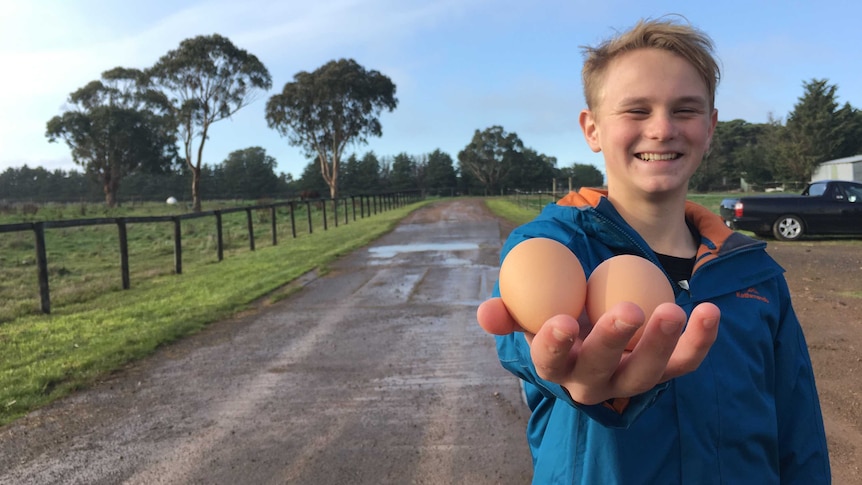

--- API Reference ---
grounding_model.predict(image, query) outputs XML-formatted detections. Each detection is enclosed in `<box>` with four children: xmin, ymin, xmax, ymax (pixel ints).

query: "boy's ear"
<box><xmin>579</xmin><ymin>109</ymin><xmax>602</xmax><ymax>153</ymax></box>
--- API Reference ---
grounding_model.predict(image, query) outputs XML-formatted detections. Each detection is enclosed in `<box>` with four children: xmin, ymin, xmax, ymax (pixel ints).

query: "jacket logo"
<box><xmin>736</xmin><ymin>287</ymin><xmax>769</xmax><ymax>303</ymax></box>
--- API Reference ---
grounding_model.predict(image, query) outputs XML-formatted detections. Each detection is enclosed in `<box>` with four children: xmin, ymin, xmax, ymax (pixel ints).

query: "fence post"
<box><xmin>173</xmin><ymin>216</ymin><xmax>182</xmax><ymax>274</ymax></box>
<box><xmin>289</xmin><ymin>201</ymin><xmax>297</xmax><ymax>238</ymax></box>
<box><xmin>117</xmin><ymin>218</ymin><xmax>130</xmax><ymax>290</ymax></box>
<box><xmin>270</xmin><ymin>206</ymin><xmax>277</xmax><ymax>246</ymax></box>
<box><xmin>305</xmin><ymin>201</ymin><xmax>313</xmax><ymax>234</ymax></box>
<box><xmin>245</xmin><ymin>208</ymin><xmax>255</xmax><ymax>251</ymax></box>
<box><xmin>34</xmin><ymin>222</ymin><xmax>51</xmax><ymax>314</ymax></box>
<box><xmin>322</xmin><ymin>200</ymin><xmax>328</xmax><ymax>231</ymax></box>
<box><xmin>215</xmin><ymin>211</ymin><xmax>224</xmax><ymax>261</ymax></box>
<box><xmin>333</xmin><ymin>198</ymin><xmax>338</xmax><ymax>227</ymax></box>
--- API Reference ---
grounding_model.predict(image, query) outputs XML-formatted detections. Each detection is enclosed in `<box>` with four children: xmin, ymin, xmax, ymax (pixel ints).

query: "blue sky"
<box><xmin>2</xmin><ymin>0</ymin><xmax>860</xmax><ymax>180</ymax></box>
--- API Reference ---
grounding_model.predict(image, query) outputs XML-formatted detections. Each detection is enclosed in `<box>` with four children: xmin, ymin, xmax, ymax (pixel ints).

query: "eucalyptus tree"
<box><xmin>458</xmin><ymin>126</ymin><xmax>524</xmax><ymax>195</ymax></box>
<box><xmin>148</xmin><ymin>34</ymin><xmax>272</xmax><ymax>211</ymax></box>
<box><xmin>45</xmin><ymin>67</ymin><xmax>178</xmax><ymax>207</ymax></box>
<box><xmin>265</xmin><ymin>58</ymin><xmax>398</xmax><ymax>202</ymax></box>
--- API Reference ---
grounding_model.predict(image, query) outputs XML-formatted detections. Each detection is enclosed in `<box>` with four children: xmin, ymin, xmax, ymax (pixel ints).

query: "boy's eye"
<box><xmin>676</xmin><ymin>106</ymin><xmax>705</xmax><ymax>115</ymax></box>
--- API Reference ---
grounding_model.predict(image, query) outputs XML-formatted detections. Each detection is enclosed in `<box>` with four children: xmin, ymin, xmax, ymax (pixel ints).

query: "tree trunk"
<box><xmin>191</xmin><ymin>166</ymin><xmax>202</xmax><ymax>212</ymax></box>
<box><xmin>102</xmin><ymin>171</ymin><xmax>119</xmax><ymax>208</ymax></box>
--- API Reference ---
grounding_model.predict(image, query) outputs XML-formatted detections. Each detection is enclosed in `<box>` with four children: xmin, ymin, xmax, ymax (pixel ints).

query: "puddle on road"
<box><xmin>368</xmin><ymin>242</ymin><xmax>480</xmax><ymax>259</ymax></box>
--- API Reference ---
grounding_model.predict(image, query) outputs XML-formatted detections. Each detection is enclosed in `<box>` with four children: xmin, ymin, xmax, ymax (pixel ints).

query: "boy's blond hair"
<box><xmin>581</xmin><ymin>16</ymin><xmax>720</xmax><ymax>111</ymax></box>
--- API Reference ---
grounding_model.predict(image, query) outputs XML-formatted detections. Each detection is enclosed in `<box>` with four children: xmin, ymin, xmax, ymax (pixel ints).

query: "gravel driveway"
<box><xmin>0</xmin><ymin>199</ymin><xmax>532</xmax><ymax>485</ymax></box>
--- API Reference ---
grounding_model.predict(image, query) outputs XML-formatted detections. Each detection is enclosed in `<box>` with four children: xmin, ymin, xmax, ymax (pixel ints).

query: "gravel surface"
<box><xmin>0</xmin><ymin>199</ymin><xmax>532</xmax><ymax>485</ymax></box>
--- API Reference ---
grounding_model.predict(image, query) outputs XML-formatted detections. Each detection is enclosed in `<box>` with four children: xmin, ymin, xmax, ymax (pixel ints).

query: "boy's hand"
<box><xmin>476</xmin><ymin>298</ymin><xmax>720</xmax><ymax>405</ymax></box>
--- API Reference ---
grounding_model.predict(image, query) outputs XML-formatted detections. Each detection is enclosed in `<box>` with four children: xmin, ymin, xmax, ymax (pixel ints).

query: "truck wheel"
<box><xmin>772</xmin><ymin>215</ymin><xmax>804</xmax><ymax>241</ymax></box>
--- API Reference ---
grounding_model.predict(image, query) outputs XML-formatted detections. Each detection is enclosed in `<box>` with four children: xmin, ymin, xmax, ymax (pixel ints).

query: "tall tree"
<box><xmin>220</xmin><ymin>147</ymin><xmax>281</xmax><ymax>199</ymax></box>
<box><xmin>354</xmin><ymin>151</ymin><xmax>382</xmax><ymax>193</ymax></box>
<box><xmin>339</xmin><ymin>153</ymin><xmax>361</xmax><ymax>195</ymax></box>
<box><xmin>45</xmin><ymin>67</ymin><xmax>178</xmax><ymax>207</ymax></box>
<box><xmin>424</xmin><ymin>149</ymin><xmax>457</xmax><ymax>195</ymax></box>
<box><xmin>503</xmin><ymin>148</ymin><xmax>557</xmax><ymax>191</ymax></box>
<box><xmin>148</xmin><ymin>34</ymin><xmax>272</xmax><ymax>212</ymax></box>
<box><xmin>389</xmin><ymin>153</ymin><xmax>415</xmax><ymax>192</ymax></box>
<box><xmin>696</xmin><ymin>119</ymin><xmax>772</xmax><ymax>190</ymax></box>
<box><xmin>458</xmin><ymin>126</ymin><xmax>524</xmax><ymax>195</ymax></box>
<box><xmin>779</xmin><ymin>79</ymin><xmax>850</xmax><ymax>182</ymax></box>
<box><xmin>265</xmin><ymin>58</ymin><xmax>398</xmax><ymax>202</ymax></box>
<box><xmin>559</xmin><ymin>163</ymin><xmax>605</xmax><ymax>189</ymax></box>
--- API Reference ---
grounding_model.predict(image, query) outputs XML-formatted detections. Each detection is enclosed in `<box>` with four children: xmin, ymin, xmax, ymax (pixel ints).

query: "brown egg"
<box><xmin>585</xmin><ymin>254</ymin><xmax>675</xmax><ymax>350</ymax></box>
<box><xmin>499</xmin><ymin>238</ymin><xmax>587</xmax><ymax>333</ymax></box>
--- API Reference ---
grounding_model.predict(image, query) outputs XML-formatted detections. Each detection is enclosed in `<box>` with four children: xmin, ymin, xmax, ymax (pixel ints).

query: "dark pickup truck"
<box><xmin>719</xmin><ymin>180</ymin><xmax>862</xmax><ymax>241</ymax></box>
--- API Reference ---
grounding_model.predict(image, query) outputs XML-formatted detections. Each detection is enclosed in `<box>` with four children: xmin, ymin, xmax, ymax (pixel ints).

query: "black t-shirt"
<box><xmin>655</xmin><ymin>222</ymin><xmax>698</xmax><ymax>286</ymax></box>
<box><xmin>656</xmin><ymin>252</ymin><xmax>695</xmax><ymax>287</ymax></box>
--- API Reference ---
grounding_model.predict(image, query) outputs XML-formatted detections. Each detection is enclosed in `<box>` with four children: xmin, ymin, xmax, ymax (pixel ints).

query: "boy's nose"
<box><xmin>645</xmin><ymin>113</ymin><xmax>677</xmax><ymax>140</ymax></box>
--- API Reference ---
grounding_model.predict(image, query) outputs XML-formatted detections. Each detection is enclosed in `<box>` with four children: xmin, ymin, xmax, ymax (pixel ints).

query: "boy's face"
<box><xmin>579</xmin><ymin>48</ymin><xmax>717</xmax><ymax>200</ymax></box>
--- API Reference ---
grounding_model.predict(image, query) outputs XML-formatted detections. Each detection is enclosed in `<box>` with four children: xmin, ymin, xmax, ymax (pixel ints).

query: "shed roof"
<box><xmin>819</xmin><ymin>154</ymin><xmax>862</xmax><ymax>166</ymax></box>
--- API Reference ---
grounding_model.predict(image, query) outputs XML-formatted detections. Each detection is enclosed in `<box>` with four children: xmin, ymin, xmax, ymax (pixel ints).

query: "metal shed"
<box><xmin>811</xmin><ymin>154</ymin><xmax>862</xmax><ymax>182</ymax></box>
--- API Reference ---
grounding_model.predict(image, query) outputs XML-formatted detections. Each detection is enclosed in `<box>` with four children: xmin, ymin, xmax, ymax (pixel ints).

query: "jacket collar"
<box><xmin>556</xmin><ymin>188</ymin><xmax>754</xmax><ymax>272</ymax></box>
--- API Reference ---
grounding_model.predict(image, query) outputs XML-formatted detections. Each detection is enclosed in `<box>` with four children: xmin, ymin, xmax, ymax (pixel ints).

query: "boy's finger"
<box><xmin>663</xmin><ymin>302</ymin><xmax>720</xmax><ymax>380</ymax></box>
<box><xmin>570</xmin><ymin>302</ymin><xmax>645</xmax><ymax>384</ymax></box>
<box><xmin>476</xmin><ymin>298</ymin><xmax>522</xmax><ymax>335</ymax></box>
<box><xmin>612</xmin><ymin>303</ymin><xmax>687</xmax><ymax>394</ymax></box>
<box><xmin>529</xmin><ymin>314</ymin><xmax>580</xmax><ymax>382</ymax></box>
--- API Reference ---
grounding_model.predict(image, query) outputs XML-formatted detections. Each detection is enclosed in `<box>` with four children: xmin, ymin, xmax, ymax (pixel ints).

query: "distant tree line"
<box><xmin>28</xmin><ymin>26</ymin><xmax>860</xmax><ymax>204</ymax></box>
<box><xmin>0</xmin><ymin>137</ymin><xmax>604</xmax><ymax>204</ymax></box>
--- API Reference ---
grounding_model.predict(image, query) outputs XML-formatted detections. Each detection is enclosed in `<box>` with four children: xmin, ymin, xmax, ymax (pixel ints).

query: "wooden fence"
<box><xmin>0</xmin><ymin>192</ymin><xmax>420</xmax><ymax>315</ymax></box>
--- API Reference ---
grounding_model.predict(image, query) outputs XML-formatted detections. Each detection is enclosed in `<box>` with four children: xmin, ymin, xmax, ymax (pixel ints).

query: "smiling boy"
<box><xmin>477</xmin><ymin>17</ymin><xmax>831</xmax><ymax>484</ymax></box>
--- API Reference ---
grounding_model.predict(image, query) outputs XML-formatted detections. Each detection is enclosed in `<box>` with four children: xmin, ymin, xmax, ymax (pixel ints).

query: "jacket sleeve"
<box><xmin>772</xmin><ymin>277</ymin><xmax>832</xmax><ymax>482</ymax></box>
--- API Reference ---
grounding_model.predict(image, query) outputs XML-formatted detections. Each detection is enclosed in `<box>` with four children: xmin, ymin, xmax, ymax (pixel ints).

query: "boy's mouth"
<box><xmin>636</xmin><ymin>152</ymin><xmax>681</xmax><ymax>161</ymax></box>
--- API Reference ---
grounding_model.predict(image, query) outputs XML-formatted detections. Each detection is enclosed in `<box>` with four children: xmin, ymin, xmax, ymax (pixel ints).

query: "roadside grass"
<box><xmin>0</xmin><ymin>199</ymin><xmax>433</xmax><ymax>426</ymax></box>
<box><xmin>483</xmin><ymin>198</ymin><xmax>540</xmax><ymax>226</ymax></box>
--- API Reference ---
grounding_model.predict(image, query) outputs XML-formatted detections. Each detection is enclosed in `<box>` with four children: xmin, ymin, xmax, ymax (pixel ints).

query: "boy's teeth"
<box><xmin>638</xmin><ymin>153</ymin><xmax>677</xmax><ymax>161</ymax></box>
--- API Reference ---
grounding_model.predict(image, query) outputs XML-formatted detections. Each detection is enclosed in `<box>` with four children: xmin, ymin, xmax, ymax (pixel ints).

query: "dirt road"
<box><xmin>0</xmin><ymin>199</ymin><xmax>532</xmax><ymax>485</ymax></box>
<box><xmin>0</xmin><ymin>198</ymin><xmax>858</xmax><ymax>484</ymax></box>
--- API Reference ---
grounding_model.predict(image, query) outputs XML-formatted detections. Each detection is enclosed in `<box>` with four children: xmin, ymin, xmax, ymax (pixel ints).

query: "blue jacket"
<box><xmin>493</xmin><ymin>189</ymin><xmax>831</xmax><ymax>484</ymax></box>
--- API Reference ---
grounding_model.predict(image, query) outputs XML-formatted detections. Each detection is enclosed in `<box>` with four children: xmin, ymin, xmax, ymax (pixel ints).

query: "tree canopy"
<box><xmin>148</xmin><ymin>33</ymin><xmax>272</xmax><ymax>211</ymax></box>
<box><xmin>778</xmin><ymin>79</ymin><xmax>862</xmax><ymax>181</ymax></box>
<box><xmin>265</xmin><ymin>58</ymin><xmax>398</xmax><ymax>201</ymax></box>
<box><xmin>458</xmin><ymin>126</ymin><xmax>523</xmax><ymax>195</ymax></box>
<box><xmin>220</xmin><ymin>147</ymin><xmax>281</xmax><ymax>200</ymax></box>
<box><xmin>45</xmin><ymin>67</ymin><xmax>178</xmax><ymax>207</ymax></box>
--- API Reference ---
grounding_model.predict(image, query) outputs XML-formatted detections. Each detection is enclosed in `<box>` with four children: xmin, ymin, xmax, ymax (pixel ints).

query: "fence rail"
<box><xmin>0</xmin><ymin>191</ymin><xmax>421</xmax><ymax>315</ymax></box>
